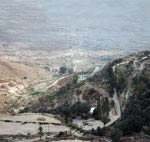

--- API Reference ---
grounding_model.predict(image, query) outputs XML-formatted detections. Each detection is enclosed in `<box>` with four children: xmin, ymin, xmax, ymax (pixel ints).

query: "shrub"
<box><xmin>29</xmin><ymin>91</ymin><xmax>44</xmax><ymax>97</ymax></box>
<box><xmin>88</xmin><ymin>88</ymin><xmax>96</xmax><ymax>95</ymax></box>
<box><xmin>44</xmin><ymin>66</ymin><xmax>50</xmax><ymax>72</ymax></box>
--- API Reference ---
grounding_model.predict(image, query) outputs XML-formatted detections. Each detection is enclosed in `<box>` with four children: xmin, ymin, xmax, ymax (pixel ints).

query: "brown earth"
<box><xmin>0</xmin><ymin>59</ymin><xmax>49</xmax><ymax>113</ymax></box>
<box><xmin>0</xmin><ymin>60</ymin><xmax>45</xmax><ymax>81</ymax></box>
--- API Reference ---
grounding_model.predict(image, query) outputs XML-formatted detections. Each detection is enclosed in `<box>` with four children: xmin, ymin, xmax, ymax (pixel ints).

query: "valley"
<box><xmin>0</xmin><ymin>51</ymin><xmax>150</xmax><ymax>142</ymax></box>
<box><xmin>0</xmin><ymin>41</ymin><xmax>124</xmax><ymax>114</ymax></box>
<box><xmin>0</xmin><ymin>51</ymin><xmax>149</xmax><ymax>141</ymax></box>
<box><xmin>0</xmin><ymin>0</ymin><xmax>150</xmax><ymax>141</ymax></box>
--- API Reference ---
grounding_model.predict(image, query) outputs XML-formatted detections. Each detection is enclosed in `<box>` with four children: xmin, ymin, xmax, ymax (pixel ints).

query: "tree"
<box><xmin>111</xmin><ymin>100</ymin><xmax>115</xmax><ymax>108</ymax></box>
<box><xmin>93</xmin><ymin>94</ymin><xmax>102</xmax><ymax>120</ymax></box>
<box><xmin>101</xmin><ymin>116</ymin><xmax>110</xmax><ymax>136</ymax></box>
<box><xmin>88</xmin><ymin>88</ymin><xmax>96</xmax><ymax>95</ymax></box>
<box><xmin>118</xmin><ymin>90</ymin><xmax>150</xmax><ymax>135</ymax></box>
<box><xmin>38</xmin><ymin>126</ymin><xmax>44</xmax><ymax>140</ymax></box>
<box><xmin>111</xmin><ymin>128</ymin><xmax>122</xmax><ymax>142</ymax></box>
<box><xmin>68</xmin><ymin>68</ymin><xmax>74</xmax><ymax>74</ymax></box>
<box><xmin>72</xmin><ymin>74</ymin><xmax>78</xmax><ymax>84</ymax></box>
<box><xmin>101</xmin><ymin>97</ymin><xmax>110</xmax><ymax>116</ymax></box>
<box><xmin>116</xmin><ymin>73</ymin><xmax>128</xmax><ymax>93</ymax></box>
<box><xmin>97</xmin><ymin>126</ymin><xmax>104</xmax><ymax>136</ymax></box>
<box><xmin>64</xmin><ymin>106</ymin><xmax>73</xmax><ymax>135</ymax></box>
<box><xmin>60</xmin><ymin>66</ymin><xmax>67</xmax><ymax>74</ymax></box>
<box><xmin>97</xmin><ymin>95</ymin><xmax>102</xmax><ymax>119</ymax></box>
<box><xmin>93</xmin><ymin>95</ymin><xmax>111</xmax><ymax>136</ymax></box>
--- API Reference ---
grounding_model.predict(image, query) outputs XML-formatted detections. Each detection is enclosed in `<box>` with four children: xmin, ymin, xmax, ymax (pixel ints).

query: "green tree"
<box><xmin>60</xmin><ymin>66</ymin><xmax>67</xmax><ymax>74</ymax></box>
<box><xmin>116</xmin><ymin>73</ymin><xmax>128</xmax><ymax>93</ymax></box>
<box><xmin>88</xmin><ymin>88</ymin><xmax>96</xmax><ymax>95</ymax></box>
<box><xmin>38</xmin><ymin>126</ymin><xmax>44</xmax><ymax>140</ymax></box>
<box><xmin>72</xmin><ymin>74</ymin><xmax>78</xmax><ymax>83</ymax></box>
<box><xmin>64</xmin><ymin>109</ymin><xmax>72</xmax><ymax>135</ymax></box>
<box><xmin>119</xmin><ymin>90</ymin><xmax>150</xmax><ymax>135</ymax></box>
<box><xmin>101</xmin><ymin>116</ymin><xmax>110</xmax><ymax>136</ymax></box>
<box><xmin>111</xmin><ymin>128</ymin><xmax>122</xmax><ymax>142</ymax></box>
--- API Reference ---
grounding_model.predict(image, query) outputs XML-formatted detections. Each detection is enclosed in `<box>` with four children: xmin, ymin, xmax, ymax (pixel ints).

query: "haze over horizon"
<box><xmin>0</xmin><ymin>1</ymin><xmax>150</xmax><ymax>141</ymax></box>
<box><xmin>0</xmin><ymin>0</ymin><xmax>150</xmax><ymax>52</ymax></box>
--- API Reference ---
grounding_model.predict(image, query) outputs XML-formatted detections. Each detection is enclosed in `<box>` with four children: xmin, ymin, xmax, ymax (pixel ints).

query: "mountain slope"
<box><xmin>21</xmin><ymin>51</ymin><xmax>150</xmax><ymax>130</ymax></box>
<box><xmin>0</xmin><ymin>60</ymin><xmax>47</xmax><ymax>113</ymax></box>
<box><xmin>0</xmin><ymin>60</ymin><xmax>44</xmax><ymax>80</ymax></box>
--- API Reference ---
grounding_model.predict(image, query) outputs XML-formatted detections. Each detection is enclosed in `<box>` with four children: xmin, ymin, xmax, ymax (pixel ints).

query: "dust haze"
<box><xmin>0</xmin><ymin>0</ymin><xmax>150</xmax><ymax>51</ymax></box>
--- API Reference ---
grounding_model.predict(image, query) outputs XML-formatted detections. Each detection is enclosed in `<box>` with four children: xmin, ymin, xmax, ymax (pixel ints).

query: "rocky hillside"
<box><xmin>3</xmin><ymin>51</ymin><xmax>148</xmax><ymax>142</ymax></box>
<box><xmin>22</xmin><ymin>51</ymin><xmax>149</xmax><ymax>124</ymax></box>
<box><xmin>0</xmin><ymin>60</ymin><xmax>48</xmax><ymax>113</ymax></box>
<box><xmin>0</xmin><ymin>60</ymin><xmax>45</xmax><ymax>80</ymax></box>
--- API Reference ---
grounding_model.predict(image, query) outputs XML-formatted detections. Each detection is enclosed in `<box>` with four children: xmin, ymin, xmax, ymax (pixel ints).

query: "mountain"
<box><xmin>0</xmin><ymin>51</ymin><xmax>150</xmax><ymax>141</ymax></box>
<box><xmin>22</xmin><ymin>51</ymin><xmax>150</xmax><ymax>130</ymax></box>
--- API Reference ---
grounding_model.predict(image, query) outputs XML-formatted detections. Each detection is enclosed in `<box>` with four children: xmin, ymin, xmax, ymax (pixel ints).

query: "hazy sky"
<box><xmin>0</xmin><ymin>0</ymin><xmax>150</xmax><ymax>51</ymax></box>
